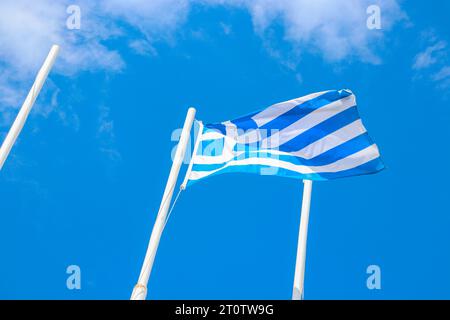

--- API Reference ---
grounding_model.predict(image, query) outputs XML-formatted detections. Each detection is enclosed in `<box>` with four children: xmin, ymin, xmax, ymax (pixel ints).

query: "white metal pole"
<box><xmin>131</xmin><ymin>107</ymin><xmax>196</xmax><ymax>300</ymax></box>
<box><xmin>292</xmin><ymin>179</ymin><xmax>313</xmax><ymax>300</ymax></box>
<box><xmin>0</xmin><ymin>45</ymin><xmax>60</xmax><ymax>170</ymax></box>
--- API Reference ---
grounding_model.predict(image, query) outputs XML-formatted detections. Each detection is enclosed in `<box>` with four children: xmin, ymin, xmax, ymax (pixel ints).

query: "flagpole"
<box><xmin>292</xmin><ymin>179</ymin><xmax>313</xmax><ymax>300</ymax></box>
<box><xmin>131</xmin><ymin>107</ymin><xmax>196</xmax><ymax>300</ymax></box>
<box><xmin>0</xmin><ymin>45</ymin><xmax>60</xmax><ymax>170</ymax></box>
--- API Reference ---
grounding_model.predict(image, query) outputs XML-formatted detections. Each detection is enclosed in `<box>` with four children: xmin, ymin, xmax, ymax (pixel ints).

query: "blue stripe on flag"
<box><xmin>204</xmin><ymin>123</ymin><xmax>227</xmax><ymax>135</ymax></box>
<box><xmin>231</xmin><ymin>112</ymin><xmax>259</xmax><ymax>131</ymax></box>
<box><xmin>259</xmin><ymin>90</ymin><xmax>353</xmax><ymax>132</ymax></box>
<box><xmin>278</xmin><ymin>106</ymin><xmax>360</xmax><ymax>152</ymax></box>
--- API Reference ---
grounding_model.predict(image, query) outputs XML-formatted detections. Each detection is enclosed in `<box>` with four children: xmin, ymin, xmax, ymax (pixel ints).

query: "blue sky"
<box><xmin>0</xmin><ymin>0</ymin><xmax>450</xmax><ymax>299</ymax></box>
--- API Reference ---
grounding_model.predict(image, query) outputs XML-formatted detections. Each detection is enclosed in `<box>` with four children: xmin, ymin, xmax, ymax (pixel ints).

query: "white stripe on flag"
<box><xmin>251</xmin><ymin>91</ymin><xmax>329</xmax><ymax>127</ymax></box>
<box><xmin>291</xmin><ymin>119</ymin><xmax>367</xmax><ymax>160</ymax></box>
<box><xmin>260</xmin><ymin>94</ymin><xmax>356</xmax><ymax>149</ymax></box>
<box><xmin>201</xmin><ymin>131</ymin><xmax>225</xmax><ymax>140</ymax></box>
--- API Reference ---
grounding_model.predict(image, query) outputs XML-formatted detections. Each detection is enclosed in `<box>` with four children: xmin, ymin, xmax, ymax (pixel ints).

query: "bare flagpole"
<box><xmin>131</xmin><ymin>107</ymin><xmax>196</xmax><ymax>300</ymax></box>
<box><xmin>292</xmin><ymin>179</ymin><xmax>313</xmax><ymax>300</ymax></box>
<box><xmin>0</xmin><ymin>45</ymin><xmax>60</xmax><ymax>170</ymax></box>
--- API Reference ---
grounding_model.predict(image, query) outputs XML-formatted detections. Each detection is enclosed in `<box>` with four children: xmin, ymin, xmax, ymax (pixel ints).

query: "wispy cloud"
<box><xmin>0</xmin><ymin>0</ymin><xmax>406</xmax><ymax>119</ymax></box>
<box><xmin>433</xmin><ymin>66</ymin><xmax>450</xmax><ymax>82</ymax></box>
<box><xmin>101</xmin><ymin>0</ymin><xmax>190</xmax><ymax>41</ymax></box>
<box><xmin>108</xmin><ymin>0</ymin><xmax>405</xmax><ymax>64</ymax></box>
<box><xmin>128</xmin><ymin>40</ymin><xmax>157</xmax><ymax>56</ymax></box>
<box><xmin>220</xmin><ymin>22</ymin><xmax>232</xmax><ymax>36</ymax></box>
<box><xmin>103</xmin><ymin>0</ymin><xmax>406</xmax><ymax>84</ymax></box>
<box><xmin>413</xmin><ymin>32</ymin><xmax>450</xmax><ymax>90</ymax></box>
<box><xmin>0</xmin><ymin>0</ymin><xmax>123</xmax><ymax>117</ymax></box>
<box><xmin>413</xmin><ymin>41</ymin><xmax>447</xmax><ymax>70</ymax></box>
<box><xmin>200</xmin><ymin>0</ymin><xmax>405</xmax><ymax>64</ymax></box>
<box><xmin>0</xmin><ymin>1</ymin><xmax>124</xmax><ymax>76</ymax></box>
<box><xmin>0</xmin><ymin>0</ymin><xmax>404</xmax><ymax>106</ymax></box>
<box><xmin>97</xmin><ymin>104</ymin><xmax>121</xmax><ymax>162</ymax></box>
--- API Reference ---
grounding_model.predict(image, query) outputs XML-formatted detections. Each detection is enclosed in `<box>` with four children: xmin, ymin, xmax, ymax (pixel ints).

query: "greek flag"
<box><xmin>182</xmin><ymin>89</ymin><xmax>384</xmax><ymax>188</ymax></box>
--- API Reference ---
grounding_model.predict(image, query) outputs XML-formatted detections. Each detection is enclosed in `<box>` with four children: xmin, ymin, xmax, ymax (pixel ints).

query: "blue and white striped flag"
<box><xmin>182</xmin><ymin>89</ymin><xmax>384</xmax><ymax>188</ymax></box>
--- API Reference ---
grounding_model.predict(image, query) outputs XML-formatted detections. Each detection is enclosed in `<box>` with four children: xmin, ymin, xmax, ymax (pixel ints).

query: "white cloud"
<box><xmin>0</xmin><ymin>0</ymin><xmax>123</xmax><ymax>116</ymax></box>
<box><xmin>101</xmin><ymin>0</ymin><xmax>190</xmax><ymax>40</ymax></box>
<box><xmin>97</xmin><ymin>104</ymin><xmax>121</xmax><ymax>162</ymax></box>
<box><xmin>413</xmin><ymin>41</ymin><xmax>447</xmax><ymax>70</ymax></box>
<box><xmin>129</xmin><ymin>40</ymin><xmax>157</xmax><ymax>56</ymax></box>
<box><xmin>199</xmin><ymin>0</ymin><xmax>405</xmax><ymax>63</ymax></box>
<box><xmin>413</xmin><ymin>33</ymin><xmax>450</xmax><ymax>90</ymax></box>
<box><xmin>433</xmin><ymin>66</ymin><xmax>450</xmax><ymax>82</ymax></box>
<box><xmin>0</xmin><ymin>0</ymin><xmax>195</xmax><ymax>115</ymax></box>
<box><xmin>432</xmin><ymin>66</ymin><xmax>450</xmax><ymax>90</ymax></box>
<box><xmin>220</xmin><ymin>22</ymin><xmax>232</xmax><ymax>35</ymax></box>
<box><xmin>0</xmin><ymin>0</ymin><xmax>405</xmax><ymax>117</ymax></box>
